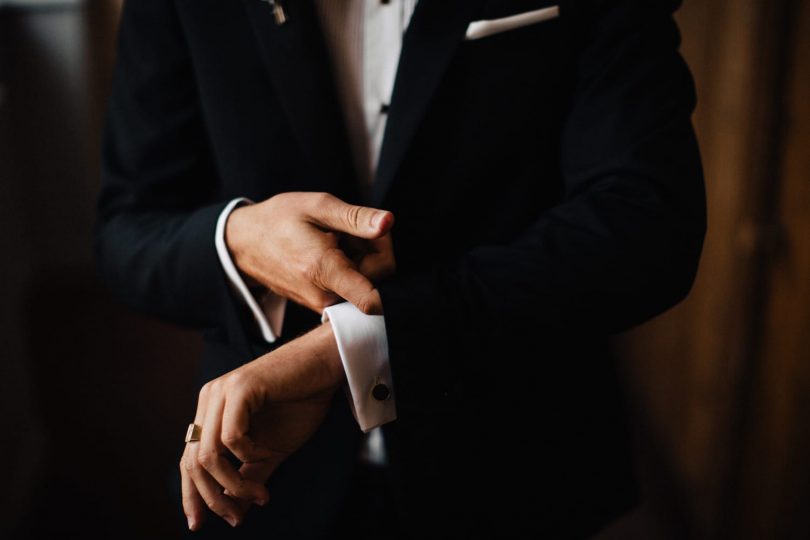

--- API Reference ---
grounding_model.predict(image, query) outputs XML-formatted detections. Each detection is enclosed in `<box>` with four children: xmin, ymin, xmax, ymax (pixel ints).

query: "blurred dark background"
<box><xmin>1</xmin><ymin>1</ymin><xmax>808</xmax><ymax>538</ymax></box>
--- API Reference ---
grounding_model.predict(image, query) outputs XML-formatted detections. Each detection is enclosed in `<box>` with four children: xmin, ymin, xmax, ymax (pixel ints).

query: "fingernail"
<box><xmin>226</xmin><ymin>516</ymin><xmax>238</xmax><ymax>528</ymax></box>
<box><xmin>372</xmin><ymin>212</ymin><xmax>386</xmax><ymax>230</ymax></box>
<box><xmin>187</xmin><ymin>517</ymin><xmax>196</xmax><ymax>531</ymax></box>
<box><xmin>254</xmin><ymin>497</ymin><xmax>268</xmax><ymax>507</ymax></box>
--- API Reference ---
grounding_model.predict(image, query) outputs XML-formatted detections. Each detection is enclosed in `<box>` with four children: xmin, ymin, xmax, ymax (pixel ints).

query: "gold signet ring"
<box><xmin>185</xmin><ymin>423</ymin><xmax>202</xmax><ymax>443</ymax></box>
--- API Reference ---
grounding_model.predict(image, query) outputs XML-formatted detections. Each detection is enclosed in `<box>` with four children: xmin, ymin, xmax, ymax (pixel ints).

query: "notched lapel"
<box><xmin>242</xmin><ymin>0</ymin><xmax>359</xmax><ymax>201</ymax></box>
<box><xmin>372</xmin><ymin>0</ymin><xmax>487</xmax><ymax>207</ymax></box>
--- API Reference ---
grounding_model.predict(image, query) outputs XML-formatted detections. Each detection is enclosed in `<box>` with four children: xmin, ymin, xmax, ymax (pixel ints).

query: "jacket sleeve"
<box><xmin>378</xmin><ymin>0</ymin><xmax>707</xmax><ymax>398</ymax></box>
<box><xmin>94</xmin><ymin>0</ymin><xmax>231</xmax><ymax>329</ymax></box>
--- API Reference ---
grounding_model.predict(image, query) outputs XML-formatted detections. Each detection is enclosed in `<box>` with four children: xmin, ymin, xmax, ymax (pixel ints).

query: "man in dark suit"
<box><xmin>95</xmin><ymin>0</ymin><xmax>706</xmax><ymax>538</ymax></box>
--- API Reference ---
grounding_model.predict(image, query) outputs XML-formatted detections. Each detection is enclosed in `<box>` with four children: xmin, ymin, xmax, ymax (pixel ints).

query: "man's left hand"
<box><xmin>180</xmin><ymin>323</ymin><xmax>344</xmax><ymax>531</ymax></box>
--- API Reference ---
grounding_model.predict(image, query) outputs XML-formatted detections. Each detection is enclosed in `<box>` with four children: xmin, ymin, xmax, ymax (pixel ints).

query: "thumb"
<box><xmin>311</xmin><ymin>195</ymin><xmax>393</xmax><ymax>239</ymax></box>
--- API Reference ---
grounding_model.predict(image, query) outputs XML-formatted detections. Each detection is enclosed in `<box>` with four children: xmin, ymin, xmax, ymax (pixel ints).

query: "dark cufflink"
<box><xmin>380</xmin><ymin>103</ymin><xmax>390</xmax><ymax>114</ymax></box>
<box><xmin>372</xmin><ymin>383</ymin><xmax>391</xmax><ymax>401</ymax></box>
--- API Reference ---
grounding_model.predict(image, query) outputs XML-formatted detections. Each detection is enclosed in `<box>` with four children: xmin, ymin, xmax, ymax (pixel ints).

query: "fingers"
<box><xmin>240</xmin><ymin>458</ymin><xmax>285</xmax><ymax>488</ymax></box>
<box><xmin>356</xmin><ymin>235</ymin><xmax>396</xmax><ymax>282</ymax></box>
<box><xmin>224</xmin><ymin>457</ymin><xmax>285</xmax><ymax>509</ymax></box>
<box><xmin>358</xmin><ymin>253</ymin><xmax>395</xmax><ymax>282</ymax></box>
<box><xmin>221</xmin><ymin>389</ymin><xmax>274</xmax><ymax>465</ymax></box>
<box><xmin>183</xmin><ymin>383</ymin><xmax>257</xmax><ymax>530</ymax></box>
<box><xmin>182</xmin><ymin>391</ymin><xmax>210</xmax><ymax>530</ymax></box>
<box><xmin>318</xmin><ymin>248</ymin><xmax>383</xmax><ymax>315</ymax></box>
<box><xmin>187</xmin><ymin>455</ymin><xmax>245</xmax><ymax>528</ymax></box>
<box><xmin>198</xmin><ymin>396</ymin><xmax>269</xmax><ymax>506</ymax></box>
<box><xmin>180</xmin><ymin>445</ymin><xmax>206</xmax><ymax>532</ymax></box>
<box><xmin>309</xmin><ymin>193</ymin><xmax>394</xmax><ymax>240</ymax></box>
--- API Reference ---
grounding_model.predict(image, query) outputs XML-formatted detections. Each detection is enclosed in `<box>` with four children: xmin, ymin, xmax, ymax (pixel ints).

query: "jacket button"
<box><xmin>372</xmin><ymin>383</ymin><xmax>391</xmax><ymax>401</ymax></box>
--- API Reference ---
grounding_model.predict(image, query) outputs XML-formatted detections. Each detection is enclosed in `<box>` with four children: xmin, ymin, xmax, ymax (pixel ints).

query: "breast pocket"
<box><xmin>455</xmin><ymin>3</ymin><xmax>566</xmax><ymax>90</ymax></box>
<box><xmin>465</xmin><ymin>4</ymin><xmax>561</xmax><ymax>41</ymax></box>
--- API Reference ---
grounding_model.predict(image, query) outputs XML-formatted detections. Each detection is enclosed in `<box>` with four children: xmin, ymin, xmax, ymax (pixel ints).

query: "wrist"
<box><xmin>310</xmin><ymin>322</ymin><xmax>345</xmax><ymax>389</ymax></box>
<box><xmin>224</xmin><ymin>206</ymin><xmax>261</xmax><ymax>287</ymax></box>
<box><xmin>250</xmin><ymin>322</ymin><xmax>343</xmax><ymax>401</ymax></box>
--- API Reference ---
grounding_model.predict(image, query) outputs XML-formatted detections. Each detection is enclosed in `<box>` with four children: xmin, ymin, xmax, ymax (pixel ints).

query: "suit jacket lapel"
<box><xmin>243</xmin><ymin>0</ymin><xmax>360</xmax><ymax>202</ymax></box>
<box><xmin>372</xmin><ymin>0</ymin><xmax>485</xmax><ymax>207</ymax></box>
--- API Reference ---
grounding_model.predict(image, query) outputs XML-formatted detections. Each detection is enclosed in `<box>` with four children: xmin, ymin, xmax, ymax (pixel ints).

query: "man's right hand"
<box><xmin>224</xmin><ymin>192</ymin><xmax>395</xmax><ymax>315</ymax></box>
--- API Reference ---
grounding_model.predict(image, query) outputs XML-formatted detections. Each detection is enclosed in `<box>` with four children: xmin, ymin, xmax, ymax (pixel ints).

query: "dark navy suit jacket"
<box><xmin>95</xmin><ymin>0</ymin><xmax>706</xmax><ymax>537</ymax></box>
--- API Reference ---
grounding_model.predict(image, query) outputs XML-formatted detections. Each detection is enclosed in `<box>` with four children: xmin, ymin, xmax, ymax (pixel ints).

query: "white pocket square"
<box><xmin>465</xmin><ymin>5</ymin><xmax>560</xmax><ymax>41</ymax></box>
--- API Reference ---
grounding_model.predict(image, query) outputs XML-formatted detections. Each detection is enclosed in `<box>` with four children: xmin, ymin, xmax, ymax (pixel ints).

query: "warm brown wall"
<box><xmin>736</xmin><ymin>0</ymin><xmax>810</xmax><ymax>536</ymax></box>
<box><xmin>614</xmin><ymin>1</ymin><xmax>810</xmax><ymax>539</ymax></box>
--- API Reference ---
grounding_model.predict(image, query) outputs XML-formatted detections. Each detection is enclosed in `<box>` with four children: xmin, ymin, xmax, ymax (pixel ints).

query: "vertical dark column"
<box><xmin>0</xmin><ymin>2</ymin><xmax>201</xmax><ymax>538</ymax></box>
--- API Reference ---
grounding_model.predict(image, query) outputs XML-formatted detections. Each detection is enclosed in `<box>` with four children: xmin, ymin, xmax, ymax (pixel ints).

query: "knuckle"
<box><xmin>197</xmin><ymin>450</ymin><xmax>217</xmax><ymax>469</ymax></box>
<box><xmin>221</xmin><ymin>430</ymin><xmax>241</xmax><ymax>449</ymax></box>
<box><xmin>200</xmin><ymin>379</ymin><xmax>222</xmax><ymax>398</ymax></box>
<box><xmin>276</xmin><ymin>191</ymin><xmax>303</xmax><ymax>211</ymax></box>
<box><xmin>309</xmin><ymin>192</ymin><xmax>332</xmax><ymax>214</ymax></box>
<box><xmin>312</xmin><ymin>192</ymin><xmax>331</xmax><ymax>206</ymax></box>
<box><xmin>226</xmin><ymin>371</ymin><xmax>245</xmax><ymax>389</ymax></box>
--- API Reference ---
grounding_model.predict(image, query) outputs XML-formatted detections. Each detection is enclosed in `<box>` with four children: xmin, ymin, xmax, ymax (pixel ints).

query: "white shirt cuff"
<box><xmin>215</xmin><ymin>198</ymin><xmax>286</xmax><ymax>343</ymax></box>
<box><xmin>322</xmin><ymin>302</ymin><xmax>397</xmax><ymax>432</ymax></box>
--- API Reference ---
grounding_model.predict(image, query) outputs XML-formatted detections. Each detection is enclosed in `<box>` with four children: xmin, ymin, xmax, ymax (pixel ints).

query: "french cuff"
<box><xmin>215</xmin><ymin>198</ymin><xmax>286</xmax><ymax>343</ymax></box>
<box><xmin>322</xmin><ymin>302</ymin><xmax>397</xmax><ymax>432</ymax></box>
